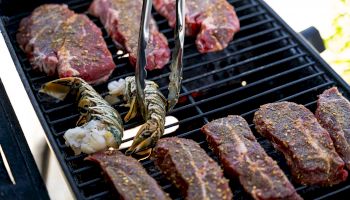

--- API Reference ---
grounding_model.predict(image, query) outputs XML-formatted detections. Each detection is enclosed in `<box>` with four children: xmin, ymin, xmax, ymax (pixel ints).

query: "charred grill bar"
<box><xmin>1</xmin><ymin>0</ymin><xmax>350</xmax><ymax>199</ymax></box>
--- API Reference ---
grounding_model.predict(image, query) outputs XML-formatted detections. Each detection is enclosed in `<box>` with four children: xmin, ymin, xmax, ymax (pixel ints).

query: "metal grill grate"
<box><xmin>2</xmin><ymin>0</ymin><xmax>350</xmax><ymax>199</ymax></box>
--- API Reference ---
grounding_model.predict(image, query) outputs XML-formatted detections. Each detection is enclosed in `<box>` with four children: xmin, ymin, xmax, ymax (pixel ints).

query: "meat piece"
<box><xmin>316</xmin><ymin>87</ymin><xmax>350</xmax><ymax>170</ymax></box>
<box><xmin>89</xmin><ymin>0</ymin><xmax>170</xmax><ymax>70</ymax></box>
<box><xmin>201</xmin><ymin>115</ymin><xmax>302</xmax><ymax>200</ymax></box>
<box><xmin>253</xmin><ymin>101</ymin><xmax>348</xmax><ymax>186</ymax></box>
<box><xmin>152</xmin><ymin>137</ymin><xmax>232</xmax><ymax>200</ymax></box>
<box><xmin>16</xmin><ymin>4</ymin><xmax>115</xmax><ymax>85</ymax></box>
<box><xmin>85</xmin><ymin>149</ymin><xmax>170</xmax><ymax>200</ymax></box>
<box><xmin>153</xmin><ymin>0</ymin><xmax>240</xmax><ymax>53</ymax></box>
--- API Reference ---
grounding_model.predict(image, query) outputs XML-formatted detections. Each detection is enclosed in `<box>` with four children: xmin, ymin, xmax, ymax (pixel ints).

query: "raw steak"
<box><xmin>316</xmin><ymin>87</ymin><xmax>350</xmax><ymax>169</ymax></box>
<box><xmin>153</xmin><ymin>0</ymin><xmax>240</xmax><ymax>53</ymax></box>
<box><xmin>201</xmin><ymin>115</ymin><xmax>302</xmax><ymax>200</ymax></box>
<box><xmin>152</xmin><ymin>137</ymin><xmax>233</xmax><ymax>200</ymax></box>
<box><xmin>86</xmin><ymin>149</ymin><xmax>170</xmax><ymax>200</ymax></box>
<box><xmin>16</xmin><ymin>4</ymin><xmax>115</xmax><ymax>85</ymax></box>
<box><xmin>89</xmin><ymin>0</ymin><xmax>170</xmax><ymax>70</ymax></box>
<box><xmin>253</xmin><ymin>101</ymin><xmax>348</xmax><ymax>186</ymax></box>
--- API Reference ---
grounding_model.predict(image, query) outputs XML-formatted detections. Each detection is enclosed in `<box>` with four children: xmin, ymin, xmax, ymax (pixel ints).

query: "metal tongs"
<box><xmin>135</xmin><ymin>0</ymin><xmax>185</xmax><ymax>116</ymax></box>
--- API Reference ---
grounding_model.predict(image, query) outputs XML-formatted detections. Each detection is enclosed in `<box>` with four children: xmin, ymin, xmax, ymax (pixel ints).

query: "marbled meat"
<box><xmin>152</xmin><ymin>137</ymin><xmax>233</xmax><ymax>200</ymax></box>
<box><xmin>201</xmin><ymin>115</ymin><xmax>302</xmax><ymax>200</ymax></box>
<box><xmin>316</xmin><ymin>87</ymin><xmax>350</xmax><ymax>169</ymax></box>
<box><xmin>153</xmin><ymin>0</ymin><xmax>240</xmax><ymax>53</ymax></box>
<box><xmin>253</xmin><ymin>101</ymin><xmax>348</xmax><ymax>186</ymax></box>
<box><xmin>89</xmin><ymin>0</ymin><xmax>170</xmax><ymax>70</ymax></box>
<box><xmin>86</xmin><ymin>149</ymin><xmax>170</xmax><ymax>200</ymax></box>
<box><xmin>16</xmin><ymin>4</ymin><xmax>115</xmax><ymax>85</ymax></box>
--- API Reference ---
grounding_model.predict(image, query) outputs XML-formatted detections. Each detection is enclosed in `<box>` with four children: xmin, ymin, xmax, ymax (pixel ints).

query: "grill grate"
<box><xmin>1</xmin><ymin>0</ymin><xmax>350</xmax><ymax>199</ymax></box>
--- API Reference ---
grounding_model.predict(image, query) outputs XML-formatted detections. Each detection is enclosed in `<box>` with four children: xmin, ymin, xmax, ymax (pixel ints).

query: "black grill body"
<box><xmin>1</xmin><ymin>0</ymin><xmax>350</xmax><ymax>199</ymax></box>
<box><xmin>0</xmin><ymin>80</ymin><xmax>49</xmax><ymax>199</ymax></box>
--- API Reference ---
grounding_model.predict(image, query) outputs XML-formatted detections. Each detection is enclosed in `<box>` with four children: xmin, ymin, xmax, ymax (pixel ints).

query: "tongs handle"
<box><xmin>136</xmin><ymin>0</ymin><xmax>185</xmax><ymax>115</ymax></box>
<box><xmin>136</xmin><ymin>0</ymin><xmax>152</xmax><ymax>117</ymax></box>
<box><xmin>167</xmin><ymin>0</ymin><xmax>185</xmax><ymax>111</ymax></box>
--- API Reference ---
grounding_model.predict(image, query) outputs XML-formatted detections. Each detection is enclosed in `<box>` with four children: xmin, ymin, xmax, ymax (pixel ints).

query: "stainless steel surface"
<box><xmin>0</xmin><ymin>145</ymin><xmax>16</xmax><ymax>185</ymax></box>
<box><xmin>135</xmin><ymin>0</ymin><xmax>152</xmax><ymax>117</ymax></box>
<box><xmin>167</xmin><ymin>0</ymin><xmax>185</xmax><ymax>111</ymax></box>
<box><xmin>0</xmin><ymin>31</ymin><xmax>74</xmax><ymax>200</ymax></box>
<box><xmin>119</xmin><ymin>116</ymin><xmax>179</xmax><ymax>149</ymax></box>
<box><xmin>136</xmin><ymin>0</ymin><xmax>185</xmax><ymax>112</ymax></box>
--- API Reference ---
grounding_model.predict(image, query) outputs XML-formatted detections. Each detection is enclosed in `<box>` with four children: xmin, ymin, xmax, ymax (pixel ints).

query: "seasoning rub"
<box><xmin>254</xmin><ymin>101</ymin><xmax>348</xmax><ymax>186</ymax></box>
<box><xmin>201</xmin><ymin>115</ymin><xmax>302</xmax><ymax>200</ymax></box>
<box><xmin>152</xmin><ymin>137</ymin><xmax>233</xmax><ymax>200</ymax></box>
<box><xmin>86</xmin><ymin>149</ymin><xmax>170</xmax><ymax>200</ymax></box>
<box><xmin>316</xmin><ymin>87</ymin><xmax>350</xmax><ymax>170</ymax></box>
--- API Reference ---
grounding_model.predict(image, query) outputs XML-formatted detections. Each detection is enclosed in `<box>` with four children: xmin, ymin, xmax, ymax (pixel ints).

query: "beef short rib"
<box><xmin>253</xmin><ymin>101</ymin><xmax>348</xmax><ymax>186</ymax></box>
<box><xmin>201</xmin><ymin>115</ymin><xmax>302</xmax><ymax>200</ymax></box>
<box><xmin>86</xmin><ymin>150</ymin><xmax>170</xmax><ymax>200</ymax></box>
<box><xmin>89</xmin><ymin>0</ymin><xmax>170</xmax><ymax>70</ymax></box>
<box><xmin>152</xmin><ymin>137</ymin><xmax>233</xmax><ymax>200</ymax></box>
<box><xmin>316</xmin><ymin>87</ymin><xmax>350</xmax><ymax>170</ymax></box>
<box><xmin>16</xmin><ymin>4</ymin><xmax>115</xmax><ymax>85</ymax></box>
<box><xmin>153</xmin><ymin>0</ymin><xmax>240</xmax><ymax>53</ymax></box>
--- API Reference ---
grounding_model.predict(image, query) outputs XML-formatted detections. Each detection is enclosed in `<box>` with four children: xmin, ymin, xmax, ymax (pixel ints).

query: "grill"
<box><xmin>1</xmin><ymin>0</ymin><xmax>350</xmax><ymax>199</ymax></box>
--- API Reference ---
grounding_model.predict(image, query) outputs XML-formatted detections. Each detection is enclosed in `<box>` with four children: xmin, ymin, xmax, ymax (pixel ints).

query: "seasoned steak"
<box><xmin>153</xmin><ymin>0</ymin><xmax>240</xmax><ymax>53</ymax></box>
<box><xmin>316</xmin><ymin>87</ymin><xmax>350</xmax><ymax>169</ymax></box>
<box><xmin>86</xmin><ymin>150</ymin><xmax>170</xmax><ymax>200</ymax></box>
<box><xmin>152</xmin><ymin>137</ymin><xmax>233</xmax><ymax>200</ymax></box>
<box><xmin>89</xmin><ymin>0</ymin><xmax>170</xmax><ymax>70</ymax></box>
<box><xmin>201</xmin><ymin>115</ymin><xmax>302</xmax><ymax>200</ymax></box>
<box><xmin>16</xmin><ymin>4</ymin><xmax>115</xmax><ymax>85</ymax></box>
<box><xmin>253</xmin><ymin>102</ymin><xmax>348</xmax><ymax>186</ymax></box>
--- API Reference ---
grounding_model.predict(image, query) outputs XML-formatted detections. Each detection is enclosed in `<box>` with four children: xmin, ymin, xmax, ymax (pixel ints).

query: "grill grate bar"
<box><xmin>180</xmin><ymin>45</ymin><xmax>299</xmax><ymax>97</ymax></box>
<box><xmin>48</xmin><ymin>113</ymin><xmax>79</xmax><ymax>125</ymax></box>
<box><xmin>157</xmin><ymin>37</ymin><xmax>293</xmax><ymax>83</ymax></box>
<box><xmin>314</xmin><ymin>185</ymin><xmax>350</xmax><ymax>200</ymax></box>
<box><xmin>49</xmin><ymin>60</ymin><xmax>319</xmax><ymax>138</ymax></box>
<box><xmin>44</xmin><ymin>103</ymin><xmax>75</xmax><ymax>114</ymax></box>
<box><xmin>85</xmin><ymin>191</ymin><xmax>110</xmax><ymax>200</ymax></box>
<box><xmin>239</xmin><ymin>18</ymin><xmax>274</xmax><ymax>32</ymax></box>
<box><xmin>168</xmin><ymin>54</ymin><xmax>309</xmax><ymax>114</ymax></box>
<box><xmin>170</xmin><ymin>72</ymin><xmax>324</xmax><ymax>126</ymax></box>
<box><xmin>77</xmin><ymin>177</ymin><xmax>102</xmax><ymax>188</ymax></box>
<box><xmin>169</xmin><ymin>35</ymin><xmax>292</xmax><ymax>87</ymax></box>
<box><xmin>234</xmin><ymin>2</ymin><xmax>258</xmax><ymax>12</ymax></box>
<box><xmin>101</xmin><ymin>26</ymin><xmax>285</xmax><ymax>92</ymax></box>
<box><xmin>240</xmin><ymin>81</ymin><xmax>334</xmax><ymax>119</ymax></box>
<box><xmin>238</xmin><ymin>10</ymin><xmax>266</xmax><ymax>21</ymax></box>
<box><xmin>72</xmin><ymin>165</ymin><xmax>95</xmax><ymax>175</ymax></box>
<box><xmin>65</xmin><ymin>153</ymin><xmax>85</xmax><ymax>162</ymax></box>
<box><xmin>20</xmin><ymin>13</ymin><xmax>277</xmax><ymax>91</ymax></box>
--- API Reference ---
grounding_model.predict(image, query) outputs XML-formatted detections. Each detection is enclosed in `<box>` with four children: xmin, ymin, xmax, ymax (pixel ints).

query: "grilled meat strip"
<box><xmin>152</xmin><ymin>137</ymin><xmax>233</xmax><ymax>200</ymax></box>
<box><xmin>16</xmin><ymin>4</ymin><xmax>115</xmax><ymax>85</ymax></box>
<box><xmin>316</xmin><ymin>87</ymin><xmax>350</xmax><ymax>169</ymax></box>
<box><xmin>153</xmin><ymin>0</ymin><xmax>240</xmax><ymax>53</ymax></box>
<box><xmin>201</xmin><ymin>115</ymin><xmax>302</xmax><ymax>200</ymax></box>
<box><xmin>253</xmin><ymin>101</ymin><xmax>348</xmax><ymax>186</ymax></box>
<box><xmin>89</xmin><ymin>0</ymin><xmax>170</xmax><ymax>70</ymax></box>
<box><xmin>86</xmin><ymin>149</ymin><xmax>170</xmax><ymax>200</ymax></box>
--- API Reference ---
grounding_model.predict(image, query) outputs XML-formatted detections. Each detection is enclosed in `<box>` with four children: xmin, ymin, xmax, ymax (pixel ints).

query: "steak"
<box><xmin>201</xmin><ymin>115</ymin><xmax>302</xmax><ymax>200</ymax></box>
<box><xmin>86</xmin><ymin>149</ymin><xmax>170</xmax><ymax>200</ymax></box>
<box><xmin>253</xmin><ymin>101</ymin><xmax>348</xmax><ymax>186</ymax></box>
<box><xmin>89</xmin><ymin>0</ymin><xmax>170</xmax><ymax>70</ymax></box>
<box><xmin>316</xmin><ymin>87</ymin><xmax>350</xmax><ymax>170</ymax></box>
<box><xmin>152</xmin><ymin>137</ymin><xmax>233</xmax><ymax>200</ymax></box>
<box><xmin>153</xmin><ymin>0</ymin><xmax>240</xmax><ymax>53</ymax></box>
<box><xmin>16</xmin><ymin>4</ymin><xmax>115</xmax><ymax>85</ymax></box>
